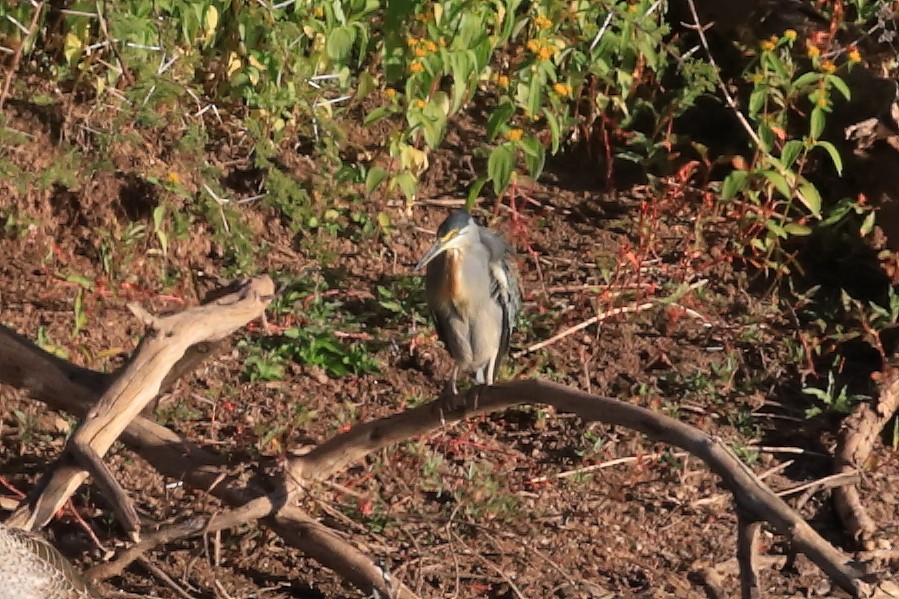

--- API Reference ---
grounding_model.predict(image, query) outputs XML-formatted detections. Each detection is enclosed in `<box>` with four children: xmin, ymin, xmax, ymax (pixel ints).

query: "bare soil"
<box><xmin>1</xmin><ymin>89</ymin><xmax>898</xmax><ymax>599</ymax></box>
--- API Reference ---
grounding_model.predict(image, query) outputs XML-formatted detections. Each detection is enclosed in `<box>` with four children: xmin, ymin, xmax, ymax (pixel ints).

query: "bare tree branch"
<box><xmin>0</xmin><ymin>322</ymin><xmax>416</xmax><ymax>599</ymax></box>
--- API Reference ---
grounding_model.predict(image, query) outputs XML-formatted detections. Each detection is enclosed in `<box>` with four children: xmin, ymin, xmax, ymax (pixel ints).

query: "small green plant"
<box><xmin>802</xmin><ymin>370</ymin><xmax>869</xmax><ymax>418</ymax></box>
<box><xmin>730</xmin><ymin>442</ymin><xmax>760</xmax><ymax>466</ymax></box>
<box><xmin>242</xmin><ymin>275</ymin><xmax>381</xmax><ymax>379</ymax></box>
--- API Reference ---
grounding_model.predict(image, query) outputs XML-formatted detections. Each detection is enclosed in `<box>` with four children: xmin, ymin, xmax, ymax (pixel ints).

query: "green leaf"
<box><xmin>791</xmin><ymin>71</ymin><xmax>822</xmax><ymax>92</ymax></box>
<box><xmin>860</xmin><ymin>210</ymin><xmax>876</xmax><ymax>237</ymax></box>
<box><xmin>748</xmin><ymin>87</ymin><xmax>767</xmax><ymax>116</ymax></box>
<box><xmin>394</xmin><ymin>171</ymin><xmax>417</xmax><ymax>202</ymax></box>
<box><xmin>781</xmin><ymin>140</ymin><xmax>804</xmax><ymax>169</ymax></box>
<box><xmin>784</xmin><ymin>222</ymin><xmax>813</xmax><ymax>236</ymax></box>
<box><xmin>365</xmin><ymin>166</ymin><xmax>388</xmax><ymax>196</ymax></box>
<box><xmin>527</xmin><ymin>75</ymin><xmax>542</xmax><ymax>116</ymax></box>
<box><xmin>363</xmin><ymin>107</ymin><xmax>392</xmax><ymax>125</ymax></box>
<box><xmin>327</xmin><ymin>26</ymin><xmax>355</xmax><ymax>61</ymax></box>
<box><xmin>758</xmin><ymin>123</ymin><xmax>774</xmax><ymax>152</ymax></box>
<box><xmin>797</xmin><ymin>180</ymin><xmax>822</xmax><ymax>216</ymax></box>
<box><xmin>486</xmin><ymin>101</ymin><xmax>515</xmax><ymax>142</ymax></box>
<box><xmin>544</xmin><ymin>108</ymin><xmax>561</xmax><ymax>154</ymax></box>
<box><xmin>466</xmin><ymin>176</ymin><xmax>488</xmax><ymax>208</ymax></box>
<box><xmin>521</xmin><ymin>136</ymin><xmax>546</xmax><ymax>180</ymax></box>
<box><xmin>762</xmin><ymin>170</ymin><xmax>792</xmax><ymax>199</ymax></box>
<box><xmin>487</xmin><ymin>143</ymin><xmax>515</xmax><ymax>196</ymax></box>
<box><xmin>449</xmin><ymin>52</ymin><xmax>472</xmax><ymax>113</ymax></box>
<box><xmin>721</xmin><ymin>170</ymin><xmax>749</xmax><ymax>200</ymax></box>
<box><xmin>815</xmin><ymin>140</ymin><xmax>843</xmax><ymax>175</ymax></box>
<box><xmin>810</xmin><ymin>106</ymin><xmax>825</xmax><ymax>140</ymax></box>
<box><xmin>829</xmin><ymin>75</ymin><xmax>851</xmax><ymax>101</ymax></box>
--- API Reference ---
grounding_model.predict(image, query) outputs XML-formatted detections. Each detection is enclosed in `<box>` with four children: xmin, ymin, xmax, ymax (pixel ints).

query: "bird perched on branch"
<box><xmin>415</xmin><ymin>210</ymin><xmax>521</xmax><ymax>394</ymax></box>
<box><xmin>0</xmin><ymin>524</ymin><xmax>95</xmax><ymax>599</ymax></box>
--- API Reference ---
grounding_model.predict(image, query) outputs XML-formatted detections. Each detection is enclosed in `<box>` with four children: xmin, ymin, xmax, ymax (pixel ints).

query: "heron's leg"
<box><xmin>485</xmin><ymin>357</ymin><xmax>497</xmax><ymax>386</ymax></box>
<box><xmin>449</xmin><ymin>364</ymin><xmax>459</xmax><ymax>395</ymax></box>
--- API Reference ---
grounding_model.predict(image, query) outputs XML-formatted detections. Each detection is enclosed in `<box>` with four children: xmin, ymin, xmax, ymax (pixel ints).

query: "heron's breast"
<box><xmin>440</xmin><ymin>250</ymin><xmax>468</xmax><ymax>309</ymax></box>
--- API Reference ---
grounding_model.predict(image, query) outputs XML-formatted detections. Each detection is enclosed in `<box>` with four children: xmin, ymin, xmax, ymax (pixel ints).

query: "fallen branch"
<box><xmin>7</xmin><ymin>276</ymin><xmax>275</xmax><ymax>536</ymax></box>
<box><xmin>0</xmin><ymin>322</ymin><xmax>415</xmax><ymax>598</ymax></box>
<box><xmin>279</xmin><ymin>381</ymin><xmax>874</xmax><ymax>597</ymax></box>
<box><xmin>0</xmin><ymin>323</ymin><xmax>885</xmax><ymax>597</ymax></box>
<box><xmin>834</xmin><ymin>364</ymin><xmax>899</xmax><ymax>550</ymax></box>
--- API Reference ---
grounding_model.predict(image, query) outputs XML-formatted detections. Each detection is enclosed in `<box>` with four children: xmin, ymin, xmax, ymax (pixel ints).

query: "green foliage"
<box><xmin>802</xmin><ymin>370</ymin><xmax>869</xmax><ymax>418</ymax></box>
<box><xmin>367</xmin><ymin>0</ymin><xmax>701</xmax><ymax>201</ymax></box>
<box><xmin>721</xmin><ymin>29</ymin><xmax>864</xmax><ymax>273</ymax></box>
<box><xmin>242</xmin><ymin>275</ymin><xmax>380</xmax><ymax>380</ymax></box>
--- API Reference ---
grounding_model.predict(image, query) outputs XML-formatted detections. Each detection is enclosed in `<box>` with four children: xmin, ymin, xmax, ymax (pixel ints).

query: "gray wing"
<box><xmin>477</xmin><ymin>226</ymin><xmax>521</xmax><ymax>363</ymax></box>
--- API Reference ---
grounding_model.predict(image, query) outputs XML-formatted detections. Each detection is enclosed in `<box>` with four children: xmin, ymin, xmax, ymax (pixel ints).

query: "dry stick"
<box><xmin>682</xmin><ymin>0</ymin><xmax>761</xmax><ymax>147</ymax></box>
<box><xmin>737</xmin><ymin>515</ymin><xmax>762</xmax><ymax>599</ymax></box>
<box><xmin>0</xmin><ymin>325</ymin><xmax>416</xmax><ymax>599</ymax></box>
<box><xmin>283</xmin><ymin>381</ymin><xmax>869</xmax><ymax>597</ymax></box>
<box><xmin>85</xmin><ymin>519</ymin><xmax>206</xmax><ymax>581</ymax></box>
<box><xmin>6</xmin><ymin>276</ymin><xmax>276</xmax><ymax>537</ymax></box>
<box><xmin>0</xmin><ymin>2</ymin><xmax>44</xmax><ymax>112</ymax></box>
<box><xmin>522</xmin><ymin>279</ymin><xmax>708</xmax><ymax>354</ymax></box>
<box><xmin>834</xmin><ymin>364</ymin><xmax>899</xmax><ymax>550</ymax></box>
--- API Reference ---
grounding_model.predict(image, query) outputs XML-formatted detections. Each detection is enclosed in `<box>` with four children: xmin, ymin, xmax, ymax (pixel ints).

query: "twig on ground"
<box><xmin>522</xmin><ymin>280</ymin><xmax>707</xmax><ymax>354</ymax></box>
<box><xmin>529</xmin><ymin>451</ymin><xmax>689</xmax><ymax>483</ymax></box>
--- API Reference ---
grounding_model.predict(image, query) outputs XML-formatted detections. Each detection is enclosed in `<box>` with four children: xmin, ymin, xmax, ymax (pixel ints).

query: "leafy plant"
<box><xmin>721</xmin><ymin>29</ymin><xmax>864</xmax><ymax>272</ymax></box>
<box><xmin>802</xmin><ymin>370</ymin><xmax>869</xmax><ymax>418</ymax></box>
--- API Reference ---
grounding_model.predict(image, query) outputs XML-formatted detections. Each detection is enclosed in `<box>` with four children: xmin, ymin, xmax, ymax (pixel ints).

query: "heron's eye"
<box><xmin>440</xmin><ymin>230</ymin><xmax>458</xmax><ymax>243</ymax></box>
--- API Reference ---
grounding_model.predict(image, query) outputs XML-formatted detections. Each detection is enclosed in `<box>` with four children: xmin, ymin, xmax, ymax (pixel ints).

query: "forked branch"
<box><xmin>6</xmin><ymin>276</ymin><xmax>275</xmax><ymax>535</ymax></box>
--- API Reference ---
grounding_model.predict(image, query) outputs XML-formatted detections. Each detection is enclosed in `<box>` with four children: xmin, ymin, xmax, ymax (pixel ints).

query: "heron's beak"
<box><xmin>415</xmin><ymin>239</ymin><xmax>449</xmax><ymax>272</ymax></box>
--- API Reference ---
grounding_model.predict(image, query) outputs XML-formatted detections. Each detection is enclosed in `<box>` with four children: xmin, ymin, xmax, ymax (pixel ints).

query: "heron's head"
<box><xmin>415</xmin><ymin>210</ymin><xmax>477</xmax><ymax>271</ymax></box>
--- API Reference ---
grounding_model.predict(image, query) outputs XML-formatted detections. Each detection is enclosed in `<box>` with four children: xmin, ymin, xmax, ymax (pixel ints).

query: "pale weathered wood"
<box><xmin>0</xmin><ymin>312</ymin><xmax>883</xmax><ymax>596</ymax></box>
<box><xmin>834</xmin><ymin>363</ymin><xmax>899</xmax><ymax>550</ymax></box>
<box><xmin>0</xmin><ymin>323</ymin><xmax>418</xmax><ymax>599</ymax></box>
<box><xmin>6</xmin><ymin>276</ymin><xmax>275</xmax><ymax>534</ymax></box>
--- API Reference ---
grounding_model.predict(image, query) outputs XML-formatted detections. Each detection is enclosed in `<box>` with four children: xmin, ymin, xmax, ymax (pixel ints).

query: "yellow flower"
<box><xmin>414</xmin><ymin>46</ymin><xmax>428</xmax><ymax>57</ymax></box>
<box><xmin>406</xmin><ymin>36</ymin><xmax>418</xmax><ymax>47</ymax></box>
<box><xmin>848</xmin><ymin>48</ymin><xmax>861</xmax><ymax>63</ymax></box>
<box><xmin>749</xmin><ymin>72</ymin><xmax>764</xmax><ymax>84</ymax></box>
<box><xmin>425</xmin><ymin>40</ymin><xmax>437</xmax><ymax>52</ymax></box>
<box><xmin>313</xmin><ymin>6</ymin><xmax>324</xmax><ymax>17</ymax></box>
<box><xmin>553</xmin><ymin>82</ymin><xmax>570</xmax><ymax>96</ymax></box>
<box><xmin>166</xmin><ymin>172</ymin><xmax>181</xmax><ymax>184</ymax></box>
<box><xmin>526</xmin><ymin>39</ymin><xmax>541</xmax><ymax>53</ymax></box>
<box><xmin>820</xmin><ymin>60</ymin><xmax>836</xmax><ymax>74</ymax></box>
<box><xmin>538</xmin><ymin>45</ymin><xmax>555</xmax><ymax>61</ymax></box>
<box><xmin>627</xmin><ymin>3</ymin><xmax>638</xmax><ymax>12</ymax></box>
<box><xmin>409</xmin><ymin>61</ymin><xmax>424</xmax><ymax>74</ymax></box>
<box><xmin>497</xmin><ymin>74</ymin><xmax>509</xmax><ymax>87</ymax></box>
<box><xmin>760</xmin><ymin>39</ymin><xmax>775</xmax><ymax>51</ymax></box>
<box><xmin>784</xmin><ymin>29</ymin><xmax>797</xmax><ymax>42</ymax></box>
<box><xmin>816</xmin><ymin>97</ymin><xmax>828</xmax><ymax>108</ymax></box>
<box><xmin>507</xmin><ymin>128</ymin><xmax>523</xmax><ymax>141</ymax></box>
<box><xmin>807</xmin><ymin>44</ymin><xmax>820</xmax><ymax>58</ymax></box>
<box><xmin>415</xmin><ymin>99</ymin><xmax>426</xmax><ymax>109</ymax></box>
<box><xmin>534</xmin><ymin>15</ymin><xmax>552</xmax><ymax>30</ymax></box>
<box><xmin>385</xmin><ymin>87</ymin><xmax>396</xmax><ymax>99</ymax></box>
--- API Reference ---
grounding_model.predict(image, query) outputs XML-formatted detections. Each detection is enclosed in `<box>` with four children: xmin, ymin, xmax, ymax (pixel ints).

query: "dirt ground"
<box><xmin>1</xmin><ymin>86</ymin><xmax>898</xmax><ymax>599</ymax></box>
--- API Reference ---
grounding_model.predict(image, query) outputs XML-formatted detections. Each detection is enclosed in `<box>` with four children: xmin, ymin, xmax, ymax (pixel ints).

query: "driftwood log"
<box><xmin>6</xmin><ymin>276</ymin><xmax>275</xmax><ymax>537</ymax></box>
<box><xmin>0</xmin><ymin>280</ymin><xmax>892</xmax><ymax>598</ymax></box>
